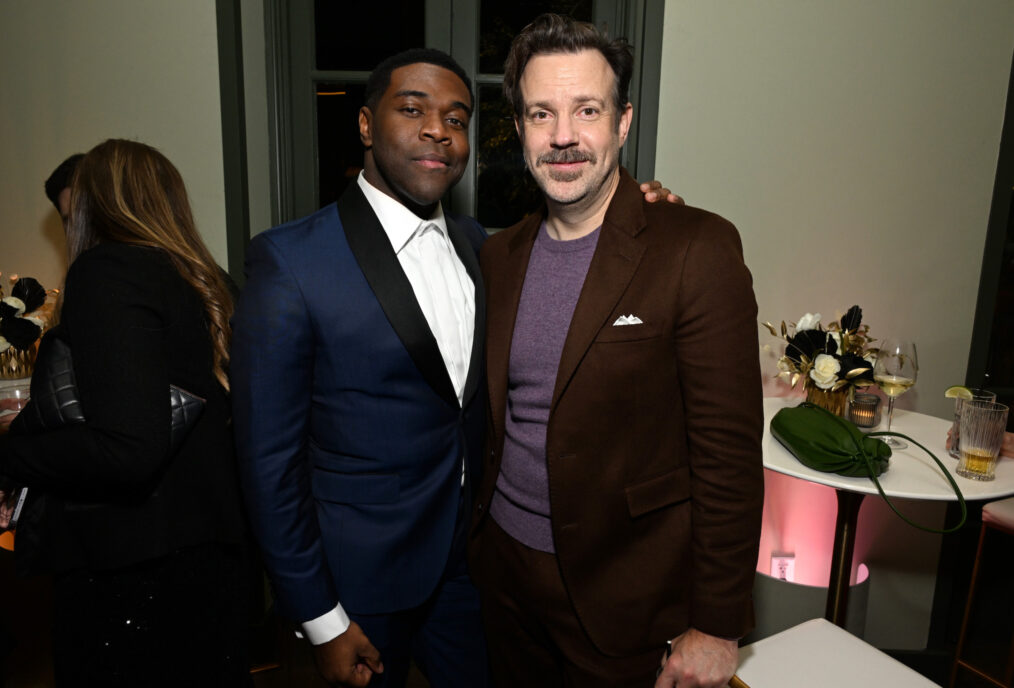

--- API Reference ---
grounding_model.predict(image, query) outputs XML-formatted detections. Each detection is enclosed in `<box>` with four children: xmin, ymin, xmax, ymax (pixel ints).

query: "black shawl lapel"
<box><xmin>337</xmin><ymin>184</ymin><xmax>458</xmax><ymax>407</ymax></box>
<box><xmin>445</xmin><ymin>215</ymin><xmax>485</xmax><ymax>408</ymax></box>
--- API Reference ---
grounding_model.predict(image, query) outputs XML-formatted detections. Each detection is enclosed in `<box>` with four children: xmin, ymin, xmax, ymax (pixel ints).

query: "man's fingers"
<box><xmin>360</xmin><ymin>643</ymin><xmax>384</xmax><ymax>674</ymax></box>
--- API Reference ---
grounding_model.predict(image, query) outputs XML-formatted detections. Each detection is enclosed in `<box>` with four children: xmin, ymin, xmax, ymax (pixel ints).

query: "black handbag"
<box><xmin>770</xmin><ymin>402</ymin><xmax>966</xmax><ymax>533</ymax></box>
<box><xmin>11</xmin><ymin>327</ymin><xmax>205</xmax><ymax>454</ymax></box>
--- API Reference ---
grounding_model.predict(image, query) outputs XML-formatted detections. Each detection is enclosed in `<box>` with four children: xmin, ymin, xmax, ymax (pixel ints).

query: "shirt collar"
<box><xmin>357</xmin><ymin>171</ymin><xmax>448</xmax><ymax>254</ymax></box>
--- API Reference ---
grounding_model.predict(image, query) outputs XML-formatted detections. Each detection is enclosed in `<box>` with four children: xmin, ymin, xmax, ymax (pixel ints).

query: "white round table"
<box><xmin>762</xmin><ymin>397</ymin><xmax>1014</xmax><ymax>626</ymax></box>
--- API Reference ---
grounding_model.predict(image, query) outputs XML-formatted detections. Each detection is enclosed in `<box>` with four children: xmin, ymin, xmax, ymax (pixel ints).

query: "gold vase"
<box><xmin>0</xmin><ymin>345</ymin><xmax>37</xmax><ymax>380</ymax></box>
<box><xmin>806</xmin><ymin>384</ymin><xmax>850</xmax><ymax>417</ymax></box>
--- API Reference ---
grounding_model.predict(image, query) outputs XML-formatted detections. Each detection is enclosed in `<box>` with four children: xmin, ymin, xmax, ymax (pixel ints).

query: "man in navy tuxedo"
<box><xmin>232</xmin><ymin>46</ymin><xmax>677</xmax><ymax>687</ymax></box>
<box><xmin>231</xmin><ymin>49</ymin><xmax>488</xmax><ymax>687</ymax></box>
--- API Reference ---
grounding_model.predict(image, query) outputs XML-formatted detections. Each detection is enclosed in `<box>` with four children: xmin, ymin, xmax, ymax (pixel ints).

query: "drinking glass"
<box><xmin>0</xmin><ymin>383</ymin><xmax>29</xmax><ymax>434</ymax></box>
<box><xmin>873</xmin><ymin>339</ymin><xmax>918</xmax><ymax>449</ymax></box>
<box><xmin>948</xmin><ymin>388</ymin><xmax>997</xmax><ymax>458</ymax></box>
<box><xmin>956</xmin><ymin>401</ymin><xmax>1009</xmax><ymax>481</ymax></box>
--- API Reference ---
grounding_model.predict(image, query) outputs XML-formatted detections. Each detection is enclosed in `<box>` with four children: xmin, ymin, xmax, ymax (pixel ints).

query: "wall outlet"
<box><xmin>771</xmin><ymin>554</ymin><xmax>795</xmax><ymax>582</ymax></box>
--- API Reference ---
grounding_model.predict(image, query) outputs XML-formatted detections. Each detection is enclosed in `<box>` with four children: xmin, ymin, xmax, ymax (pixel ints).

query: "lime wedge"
<box><xmin>944</xmin><ymin>385</ymin><xmax>973</xmax><ymax>400</ymax></box>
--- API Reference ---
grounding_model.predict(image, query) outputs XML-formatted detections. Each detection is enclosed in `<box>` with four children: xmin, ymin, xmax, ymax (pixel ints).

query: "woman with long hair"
<box><xmin>0</xmin><ymin>139</ymin><xmax>250</xmax><ymax>685</ymax></box>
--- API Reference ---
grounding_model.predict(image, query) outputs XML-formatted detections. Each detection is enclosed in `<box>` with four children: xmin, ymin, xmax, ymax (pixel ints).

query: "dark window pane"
<box><xmin>315</xmin><ymin>1</ymin><xmax>425</xmax><ymax>71</ymax></box>
<box><xmin>316</xmin><ymin>82</ymin><xmax>367</xmax><ymax>208</ymax></box>
<box><xmin>479</xmin><ymin>0</ymin><xmax>593</xmax><ymax>74</ymax></box>
<box><xmin>476</xmin><ymin>85</ymin><xmax>542</xmax><ymax>229</ymax></box>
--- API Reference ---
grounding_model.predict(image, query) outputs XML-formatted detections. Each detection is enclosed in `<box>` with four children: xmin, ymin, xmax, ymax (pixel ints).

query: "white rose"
<box><xmin>809</xmin><ymin>353</ymin><xmax>841</xmax><ymax>390</ymax></box>
<box><xmin>796</xmin><ymin>312</ymin><xmax>821</xmax><ymax>331</ymax></box>
<box><xmin>0</xmin><ymin>336</ymin><xmax>9</xmax><ymax>354</ymax></box>
<box><xmin>24</xmin><ymin>316</ymin><xmax>44</xmax><ymax>328</ymax></box>
<box><xmin>1</xmin><ymin>296</ymin><xmax>25</xmax><ymax>316</ymax></box>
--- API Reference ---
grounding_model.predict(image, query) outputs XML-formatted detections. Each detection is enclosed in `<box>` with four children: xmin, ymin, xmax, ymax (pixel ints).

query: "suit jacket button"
<box><xmin>477</xmin><ymin>502</ymin><xmax>484</xmax><ymax>512</ymax></box>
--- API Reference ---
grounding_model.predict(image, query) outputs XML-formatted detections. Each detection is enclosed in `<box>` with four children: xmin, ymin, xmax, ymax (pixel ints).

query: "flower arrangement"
<box><xmin>762</xmin><ymin>305</ymin><xmax>877</xmax><ymax>415</ymax></box>
<box><xmin>0</xmin><ymin>274</ymin><xmax>52</xmax><ymax>379</ymax></box>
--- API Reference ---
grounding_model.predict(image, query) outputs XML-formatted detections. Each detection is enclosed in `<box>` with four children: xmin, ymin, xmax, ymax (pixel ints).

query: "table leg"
<box><xmin>825</xmin><ymin>490</ymin><xmax>865</xmax><ymax>626</ymax></box>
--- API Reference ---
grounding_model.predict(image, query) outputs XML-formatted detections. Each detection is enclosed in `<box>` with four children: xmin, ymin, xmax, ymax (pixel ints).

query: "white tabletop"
<box><xmin>737</xmin><ymin>618</ymin><xmax>938</xmax><ymax>687</ymax></box>
<box><xmin>763</xmin><ymin>397</ymin><xmax>1014</xmax><ymax>502</ymax></box>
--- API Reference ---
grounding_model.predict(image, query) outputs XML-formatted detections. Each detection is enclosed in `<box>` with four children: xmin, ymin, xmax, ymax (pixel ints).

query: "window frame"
<box><xmin>263</xmin><ymin>0</ymin><xmax>664</xmax><ymax>226</ymax></box>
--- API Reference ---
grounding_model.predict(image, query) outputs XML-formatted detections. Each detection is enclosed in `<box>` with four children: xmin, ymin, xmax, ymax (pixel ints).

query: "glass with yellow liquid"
<box><xmin>948</xmin><ymin>388</ymin><xmax>997</xmax><ymax>459</ymax></box>
<box><xmin>872</xmin><ymin>339</ymin><xmax>918</xmax><ymax>450</ymax></box>
<box><xmin>956</xmin><ymin>401</ymin><xmax>1009</xmax><ymax>481</ymax></box>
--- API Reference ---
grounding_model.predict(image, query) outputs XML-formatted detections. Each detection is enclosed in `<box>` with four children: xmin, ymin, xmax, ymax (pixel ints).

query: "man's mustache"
<box><xmin>536</xmin><ymin>149</ymin><xmax>596</xmax><ymax>166</ymax></box>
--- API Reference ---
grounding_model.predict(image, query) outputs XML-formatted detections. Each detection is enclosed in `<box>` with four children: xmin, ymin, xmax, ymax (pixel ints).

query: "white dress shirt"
<box><xmin>300</xmin><ymin>172</ymin><xmax>476</xmax><ymax>645</ymax></box>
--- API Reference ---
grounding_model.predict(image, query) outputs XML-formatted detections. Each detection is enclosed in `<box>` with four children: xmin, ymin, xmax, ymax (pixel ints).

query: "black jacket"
<box><xmin>0</xmin><ymin>242</ymin><xmax>245</xmax><ymax>573</ymax></box>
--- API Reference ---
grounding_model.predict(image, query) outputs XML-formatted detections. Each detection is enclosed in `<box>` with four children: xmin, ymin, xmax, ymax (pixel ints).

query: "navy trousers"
<box><xmin>350</xmin><ymin>497</ymin><xmax>488</xmax><ymax>688</ymax></box>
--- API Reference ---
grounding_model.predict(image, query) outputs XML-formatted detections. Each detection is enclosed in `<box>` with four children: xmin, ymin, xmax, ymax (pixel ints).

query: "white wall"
<box><xmin>657</xmin><ymin>0</ymin><xmax>1014</xmax><ymax>650</ymax></box>
<box><xmin>0</xmin><ymin>0</ymin><xmax>227</xmax><ymax>289</ymax></box>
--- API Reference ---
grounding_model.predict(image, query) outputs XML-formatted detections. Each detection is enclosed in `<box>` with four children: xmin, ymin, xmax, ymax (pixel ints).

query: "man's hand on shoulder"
<box><xmin>312</xmin><ymin>621</ymin><xmax>383</xmax><ymax>687</ymax></box>
<box><xmin>655</xmin><ymin>627</ymin><xmax>738</xmax><ymax>688</ymax></box>
<box><xmin>640</xmin><ymin>180</ymin><xmax>684</xmax><ymax>205</ymax></box>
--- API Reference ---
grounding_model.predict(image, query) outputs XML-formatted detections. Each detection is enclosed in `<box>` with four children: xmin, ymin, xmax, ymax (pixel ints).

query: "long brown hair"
<box><xmin>66</xmin><ymin>139</ymin><xmax>234</xmax><ymax>391</ymax></box>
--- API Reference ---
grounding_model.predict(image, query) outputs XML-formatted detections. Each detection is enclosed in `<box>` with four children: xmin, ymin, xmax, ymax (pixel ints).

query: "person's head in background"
<box><xmin>67</xmin><ymin>139</ymin><xmax>234</xmax><ymax>390</ymax></box>
<box><xmin>44</xmin><ymin>153</ymin><xmax>85</xmax><ymax>228</ymax></box>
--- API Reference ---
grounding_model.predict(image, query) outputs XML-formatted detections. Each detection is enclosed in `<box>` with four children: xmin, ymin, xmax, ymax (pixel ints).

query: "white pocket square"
<box><xmin>612</xmin><ymin>314</ymin><xmax>644</xmax><ymax>326</ymax></box>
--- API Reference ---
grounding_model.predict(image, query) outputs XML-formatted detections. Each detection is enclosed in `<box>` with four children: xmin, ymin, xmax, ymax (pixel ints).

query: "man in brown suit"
<box><xmin>468</xmin><ymin>13</ymin><xmax>764</xmax><ymax>688</ymax></box>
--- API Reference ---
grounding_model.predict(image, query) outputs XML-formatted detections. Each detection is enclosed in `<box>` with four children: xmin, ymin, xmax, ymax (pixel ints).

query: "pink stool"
<box><xmin>950</xmin><ymin>496</ymin><xmax>1014</xmax><ymax>688</ymax></box>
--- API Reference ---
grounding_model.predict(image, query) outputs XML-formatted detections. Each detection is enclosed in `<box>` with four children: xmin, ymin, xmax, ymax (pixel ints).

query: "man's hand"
<box><xmin>311</xmin><ymin>621</ymin><xmax>383</xmax><ymax>687</ymax></box>
<box><xmin>655</xmin><ymin>627</ymin><xmax>738</xmax><ymax>688</ymax></box>
<box><xmin>640</xmin><ymin>180</ymin><xmax>684</xmax><ymax>205</ymax></box>
<box><xmin>0</xmin><ymin>490</ymin><xmax>12</xmax><ymax>530</ymax></box>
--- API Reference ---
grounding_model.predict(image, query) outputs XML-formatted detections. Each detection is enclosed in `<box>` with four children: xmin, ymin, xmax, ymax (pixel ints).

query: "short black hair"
<box><xmin>44</xmin><ymin>153</ymin><xmax>85</xmax><ymax>208</ymax></box>
<box><xmin>364</xmin><ymin>48</ymin><xmax>473</xmax><ymax>112</ymax></box>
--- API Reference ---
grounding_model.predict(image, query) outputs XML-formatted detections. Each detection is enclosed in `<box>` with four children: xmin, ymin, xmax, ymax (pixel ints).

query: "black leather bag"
<box><xmin>11</xmin><ymin>328</ymin><xmax>205</xmax><ymax>454</ymax></box>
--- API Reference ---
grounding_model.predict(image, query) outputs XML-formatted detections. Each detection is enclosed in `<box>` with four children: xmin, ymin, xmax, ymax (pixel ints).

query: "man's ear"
<box><xmin>617</xmin><ymin>102</ymin><xmax>633</xmax><ymax>146</ymax></box>
<box><xmin>359</xmin><ymin>106</ymin><xmax>373</xmax><ymax>148</ymax></box>
<box><xmin>514</xmin><ymin>117</ymin><xmax>523</xmax><ymax>143</ymax></box>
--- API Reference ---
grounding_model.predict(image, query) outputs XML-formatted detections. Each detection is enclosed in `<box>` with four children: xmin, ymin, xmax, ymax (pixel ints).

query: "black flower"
<box><xmin>786</xmin><ymin>329</ymin><xmax>837</xmax><ymax>364</ymax></box>
<box><xmin>838</xmin><ymin>353</ymin><xmax>874</xmax><ymax>384</ymax></box>
<box><xmin>840</xmin><ymin>305</ymin><xmax>862</xmax><ymax>333</ymax></box>
<box><xmin>11</xmin><ymin>277</ymin><xmax>46</xmax><ymax>313</ymax></box>
<box><xmin>0</xmin><ymin>301</ymin><xmax>18</xmax><ymax>320</ymax></box>
<box><xmin>0</xmin><ymin>317</ymin><xmax>41</xmax><ymax>351</ymax></box>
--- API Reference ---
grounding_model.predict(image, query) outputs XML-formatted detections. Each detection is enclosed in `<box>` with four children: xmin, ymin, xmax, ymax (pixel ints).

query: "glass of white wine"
<box><xmin>873</xmin><ymin>339</ymin><xmax>918</xmax><ymax>449</ymax></box>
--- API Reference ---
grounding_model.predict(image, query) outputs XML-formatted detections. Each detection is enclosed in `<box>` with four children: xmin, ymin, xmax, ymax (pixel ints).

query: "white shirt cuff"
<box><xmin>297</xmin><ymin>604</ymin><xmax>351</xmax><ymax>645</ymax></box>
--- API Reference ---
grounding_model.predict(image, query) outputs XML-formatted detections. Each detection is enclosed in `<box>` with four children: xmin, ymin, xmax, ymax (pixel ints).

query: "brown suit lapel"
<box><xmin>551</xmin><ymin>170</ymin><xmax>648</xmax><ymax>411</ymax></box>
<box><xmin>485</xmin><ymin>214</ymin><xmax>542</xmax><ymax>440</ymax></box>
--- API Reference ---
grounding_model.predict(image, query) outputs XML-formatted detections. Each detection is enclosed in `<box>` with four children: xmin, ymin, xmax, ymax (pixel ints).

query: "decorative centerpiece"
<box><xmin>763</xmin><ymin>305</ymin><xmax>877</xmax><ymax>416</ymax></box>
<box><xmin>0</xmin><ymin>274</ymin><xmax>53</xmax><ymax>379</ymax></box>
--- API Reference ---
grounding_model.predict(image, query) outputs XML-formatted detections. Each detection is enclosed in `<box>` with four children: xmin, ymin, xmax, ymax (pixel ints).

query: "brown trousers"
<box><xmin>472</xmin><ymin>518</ymin><xmax>663</xmax><ymax>688</ymax></box>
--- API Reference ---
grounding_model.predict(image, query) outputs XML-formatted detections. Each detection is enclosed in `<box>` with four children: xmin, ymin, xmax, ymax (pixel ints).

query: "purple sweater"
<box><xmin>490</xmin><ymin>222</ymin><xmax>600</xmax><ymax>553</ymax></box>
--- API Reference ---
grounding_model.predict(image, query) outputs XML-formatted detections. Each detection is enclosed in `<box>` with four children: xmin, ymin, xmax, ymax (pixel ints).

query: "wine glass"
<box><xmin>873</xmin><ymin>339</ymin><xmax>918</xmax><ymax>449</ymax></box>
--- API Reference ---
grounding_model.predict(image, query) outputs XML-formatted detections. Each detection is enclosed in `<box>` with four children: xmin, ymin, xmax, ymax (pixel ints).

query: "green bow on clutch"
<box><xmin>770</xmin><ymin>402</ymin><xmax>966</xmax><ymax>534</ymax></box>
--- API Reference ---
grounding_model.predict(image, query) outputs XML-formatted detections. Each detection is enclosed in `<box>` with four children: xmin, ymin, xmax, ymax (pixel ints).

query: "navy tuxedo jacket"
<box><xmin>231</xmin><ymin>183</ymin><xmax>486</xmax><ymax>623</ymax></box>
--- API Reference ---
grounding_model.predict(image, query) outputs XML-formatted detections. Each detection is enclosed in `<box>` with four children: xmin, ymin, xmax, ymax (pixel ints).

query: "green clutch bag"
<box><xmin>770</xmin><ymin>402</ymin><xmax>966</xmax><ymax>534</ymax></box>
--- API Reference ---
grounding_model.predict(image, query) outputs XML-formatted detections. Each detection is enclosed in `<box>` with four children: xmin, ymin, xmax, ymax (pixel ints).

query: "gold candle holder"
<box><xmin>848</xmin><ymin>393</ymin><xmax>881</xmax><ymax>428</ymax></box>
<box><xmin>0</xmin><ymin>345</ymin><xmax>37</xmax><ymax>380</ymax></box>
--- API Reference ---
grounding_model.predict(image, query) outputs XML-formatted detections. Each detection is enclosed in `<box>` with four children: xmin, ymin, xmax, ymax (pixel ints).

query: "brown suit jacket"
<box><xmin>470</xmin><ymin>168</ymin><xmax>764</xmax><ymax>656</ymax></box>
